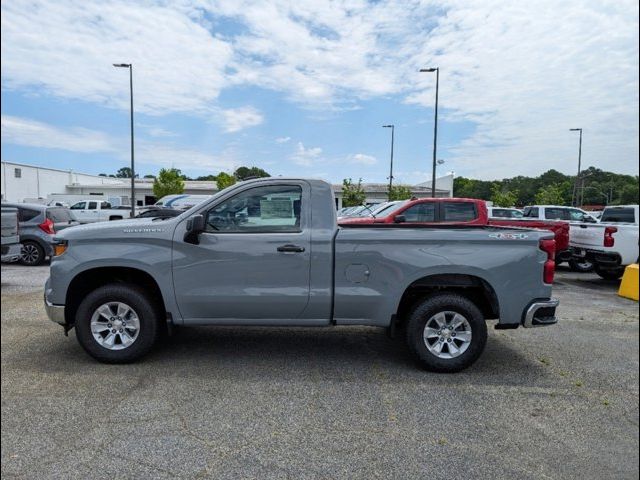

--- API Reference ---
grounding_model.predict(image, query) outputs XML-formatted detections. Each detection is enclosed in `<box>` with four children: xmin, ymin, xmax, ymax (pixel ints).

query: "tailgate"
<box><xmin>570</xmin><ymin>224</ymin><xmax>605</xmax><ymax>248</ymax></box>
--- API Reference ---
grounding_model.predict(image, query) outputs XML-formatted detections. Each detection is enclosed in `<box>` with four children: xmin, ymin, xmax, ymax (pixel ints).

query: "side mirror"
<box><xmin>394</xmin><ymin>214</ymin><xmax>406</xmax><ymax>223</ymax></box>
<box><xmin>184</xmin><ymin>214</ymin><xmax>205</xmax><ymax>244</ymax></box>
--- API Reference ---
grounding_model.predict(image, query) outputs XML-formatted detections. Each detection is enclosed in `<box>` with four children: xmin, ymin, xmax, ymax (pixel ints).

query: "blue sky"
<box><xmin>1</xmin><ymin>0</ymin><xmax>638</xmax><ymax>184</ymax></box>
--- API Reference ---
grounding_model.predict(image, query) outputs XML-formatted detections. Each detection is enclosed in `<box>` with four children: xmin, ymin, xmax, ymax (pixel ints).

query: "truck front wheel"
<box><xmin>405</xmin><ymin>293</ymin><xmax>487</xmax><ymax>373</ymax></box>
<box><xmin>74</xmin><ymin>284</ymin><xmax>161</xmax><ymax>363</ymax></box>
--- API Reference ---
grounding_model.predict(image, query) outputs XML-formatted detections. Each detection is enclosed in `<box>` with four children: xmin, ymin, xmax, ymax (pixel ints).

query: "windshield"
<box><xmin>373</xmin><ymin>201</ymin><xmax>408</xmax><ymax>218</ymax></box>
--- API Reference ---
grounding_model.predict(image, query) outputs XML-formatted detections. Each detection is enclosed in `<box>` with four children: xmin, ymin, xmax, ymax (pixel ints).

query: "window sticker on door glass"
<box><xmin>260</xmin><ymin>199</ymin><xmax>293</xmax><ymax>219</ymax></box>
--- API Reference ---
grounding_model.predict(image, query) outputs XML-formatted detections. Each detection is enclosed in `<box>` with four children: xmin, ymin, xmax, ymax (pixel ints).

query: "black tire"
<box><xmin>405</xmin><ymin>293</ymin><xmax>487</xmax><ymax>373</ymax></box>
<box><xmin>594</xmin><ymin>266</ymin><xmax>625</xmax><ymax>281</ymax></box>
<box><xmin>569</xmin><ymin>258</ymin><xmax>594</xmax><ymax>273</ymax></box>
<box><xmin>19</xmin><ymin>241</ymin><xmax>45</xmax><ymax>266</ymax></box>
<box><xmin>74</xmin><ymin>283</ymin><xmax>161</xmax><ymax>363</ymax></box>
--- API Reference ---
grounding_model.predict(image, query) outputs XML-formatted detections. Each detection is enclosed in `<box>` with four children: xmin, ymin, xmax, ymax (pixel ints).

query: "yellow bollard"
<box><xmin>618</xmin><ymin>264</ymin><xmax>639</xmax><ymax>301</ymax></box>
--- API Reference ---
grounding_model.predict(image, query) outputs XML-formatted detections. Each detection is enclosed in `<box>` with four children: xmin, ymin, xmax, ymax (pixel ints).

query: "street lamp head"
<box><xmin>420</xmin><ymin>67</ymin><xmax>438</xmax><ymax>72</ymax></box>
<box><xmin>569</xmin><ymin>128</ymin><xmax>582</xmax><ymax>131</ymax></box>
<box><xmin>382</xmin><ymin>125</ymin><xmax>393</xmax><ymax>128</ymax></box>
<box><xmin>113</xmin><ymin>63</ymin><xmax>131</xmax><ymax>68</ymax></box>
<box><xmin>436</xmin><ymin>159</ymin><xmax>445</xmax><ymax>165</ymax></box>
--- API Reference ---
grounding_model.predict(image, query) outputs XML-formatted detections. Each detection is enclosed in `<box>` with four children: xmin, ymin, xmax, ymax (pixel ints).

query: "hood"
<box><xmin>56</xmin><ymin>217</ymin><xmax>178</xmax><ymax>240</ymax></box>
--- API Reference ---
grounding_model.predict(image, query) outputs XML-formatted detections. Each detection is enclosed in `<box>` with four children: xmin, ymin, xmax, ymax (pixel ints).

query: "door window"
<box><xmin>442</xmin><ymin>202</ymin><xmax>477</xmax><ymax>222</ymax></box>
<box><xmin>70</xmin><ymin>202</ymin><xmax>86</xmax><ymax>210</ymax></box>
<box><xmin>205</xmin><ymin>185</ymin><xmax>302</xmax><ymax>233</ymax></box>
<box><xmin>402</xmin><ymin>202</ymin><xmax>436</xmax><ymax>222</ymax></box>
<box><xmin>523</xmin><ymin>207</ymin><xmax>539</xmax><ymax>218</ymax></box>
<box><xmin>101</xmin><ymin>201</ymin><xmax>112</xmax><ymax>209</ymax></box>
<box><xmin>88</xmin><ymin>201</ymin><xmax>98</xmax><ymax>210</ymax></box>
<box><xmin>545</xmin><ymin>208</ymin><xmax>570</xmax><ymax>220</ymax></box>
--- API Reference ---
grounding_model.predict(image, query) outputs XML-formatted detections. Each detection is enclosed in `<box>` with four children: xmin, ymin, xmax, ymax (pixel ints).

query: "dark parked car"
<box><xmin>1</xmin><ymin>203</ymin><xmax>79</xmax><ymax>265</ymax></box>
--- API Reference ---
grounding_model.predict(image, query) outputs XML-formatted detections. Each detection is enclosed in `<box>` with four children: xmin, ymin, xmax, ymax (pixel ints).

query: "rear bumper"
<box><xmin>570</xmin><ymin>247</ymin><xmax>621</xmax><ymax>267</ymax></box>
<box><xmin>522</xmin><ymin>298</ymin><xmax>559</xmax><ymax>328</ymax></box>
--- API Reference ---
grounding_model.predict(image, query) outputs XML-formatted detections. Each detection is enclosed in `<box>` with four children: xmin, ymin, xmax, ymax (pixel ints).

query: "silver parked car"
<box><xmin>1</xmin><ymin>203</ymin><xmax>79</xmax><ymax>266</ymax></box>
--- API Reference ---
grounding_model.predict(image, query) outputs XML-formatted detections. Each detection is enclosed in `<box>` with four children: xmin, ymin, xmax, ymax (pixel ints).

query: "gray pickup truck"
<box><xmin>45</xmin><ymin>178</ymin><xmax>558</xmax><ymax>372</ymax></box>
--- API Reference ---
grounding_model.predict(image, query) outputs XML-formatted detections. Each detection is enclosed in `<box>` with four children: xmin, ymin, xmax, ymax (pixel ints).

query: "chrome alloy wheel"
<box><xmin>90</xmin><ymin>302</ymin><xmax>140</xmax><ymax>350</ymax></box>
<box><xmin>423</xmin><ymin>311</ymin><xmax>472</xmax><ymax>359</ymax></box>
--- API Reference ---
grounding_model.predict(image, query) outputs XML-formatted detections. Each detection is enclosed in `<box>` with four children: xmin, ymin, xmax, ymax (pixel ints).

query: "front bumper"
<box><xmin>1</xmin><ymin>243</ymin><xmax>22</xmax><ymax>262</ymax></box>
<box><xmin>522</xmin><ymin>298</ymin><xmax>559</xmax><ymax>328</ymax></box>
<box><xmin>44</xmin><ymin>295</ymin><xmax>66</xmax><ymax>326</ymax></box>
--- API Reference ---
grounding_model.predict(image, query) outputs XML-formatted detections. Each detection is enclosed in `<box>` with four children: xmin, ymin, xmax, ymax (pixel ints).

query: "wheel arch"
<box><xmin>64</xmin><ymin>266</ymin><xmax>166</xmax><ymax>327</ymax></box>
<box><xmin>395</xmin><ymin>273</ymin><xmax>500</xmax><ymax>325</ymax></box>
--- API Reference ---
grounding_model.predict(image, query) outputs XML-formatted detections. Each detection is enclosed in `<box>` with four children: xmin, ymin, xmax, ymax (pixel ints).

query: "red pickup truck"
<box><xmin>339</xmin><ymin>198</ymin><xmax>574</xmax><ymax>268</ymax></box>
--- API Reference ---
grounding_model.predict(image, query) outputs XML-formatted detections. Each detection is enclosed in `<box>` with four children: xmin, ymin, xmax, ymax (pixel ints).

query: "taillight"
<box><xmin>38</xmin><ymin>218</ymin><xmax>55</xmax><ymax>235</ymax></box>
<box><xmin>540</xmin><ymin>238</ymin><xmax>556</xmax><ymax>284</ymax></box>
<box><xmin>604</xmin><ymin>226</ymin><xmax>617</xmax><ymax>247</ymax></box>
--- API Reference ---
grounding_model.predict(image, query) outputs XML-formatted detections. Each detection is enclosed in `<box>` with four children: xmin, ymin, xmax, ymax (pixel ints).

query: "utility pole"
<box><xmin>382</xmin><ymin>125</ymin><xmax>395</xmax><ymax>200</ymax></box>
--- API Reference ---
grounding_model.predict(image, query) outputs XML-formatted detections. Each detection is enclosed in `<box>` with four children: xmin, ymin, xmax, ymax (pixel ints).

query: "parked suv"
<box><xmin>2</xmin><ymin>203</ymin><xmax>79</xmax><ymax>265</ymax></box>
<box><xmin>523</xmin><ymin>205</ymin><xmax>598</xmax><ymax>223</ymax></box>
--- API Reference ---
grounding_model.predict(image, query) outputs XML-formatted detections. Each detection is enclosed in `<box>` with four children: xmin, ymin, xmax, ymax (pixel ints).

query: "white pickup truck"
<box><xmin>570</xmin><ymin>205</ymin><xmax>639</xmax><ymax>280</ymax></box>
<box><xmin>69</xmin><ymin>200</ymin><xmax>136</xmax><ymax>224</ymax></box>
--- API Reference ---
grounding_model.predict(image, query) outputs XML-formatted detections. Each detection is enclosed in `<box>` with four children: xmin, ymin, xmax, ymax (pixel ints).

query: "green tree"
<box><xmin>618</xmin><ymin>182</ymin><xmax>639</xmax><ymax>204</ymax></box>
<box><xmin>143</xmin><ymin>174</ymin><xmax>156</xmax><ymax>179</ymax></box>
<box><xmin>490</xmin><ymin>184</ymin><xmax>518</xmax><ymax>207</ymax></box>
<box><xmin>195</xmin><ymin>175</ymin><xmax>218</xmax><ymax>181</ymax></box>
<box><xmin>342</xmin><ymin>178</ymin><xmax>366</xmax><ymax>207</ymax></box>
<box><xmin>152</xmin><ymin>168</ymin><xmax>185</xmax><ymax>199</ymax></box>
<box><xmin>116</xmin><ymin>167</ymin><xmax>138</xmax><ymax>178</ymax></box>
<box><xmin>534</xmin><ymin>184</ymin><xmax>565</xmax><ymax>205</ymax></box>
<box><xmin>388</xmin><ymin>184</ymin><xmax>413</xmax><ymax>201</ymax></box>
<box><xmin>216</xmin><ymin>172</ymin><xmax>236</xmax><ymax>190</ymax></box>
<box><xmin>234</xmin><ymin>166</ymin><xmax>270</xmax><ymax>181</ymax></box>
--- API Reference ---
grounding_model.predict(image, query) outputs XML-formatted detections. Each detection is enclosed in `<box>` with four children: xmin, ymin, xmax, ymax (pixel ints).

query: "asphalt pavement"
<box><xmin>1</xmin><ymin>263</ymin><xmax>638</xmax><ymax>479</ymax></box>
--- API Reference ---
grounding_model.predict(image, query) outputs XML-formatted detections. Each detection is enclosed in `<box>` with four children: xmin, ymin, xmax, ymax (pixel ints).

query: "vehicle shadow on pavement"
<box><xmin>10</xmin><ymin>319</ymin><xmax>548</xmax><ymax>384</ymax></box>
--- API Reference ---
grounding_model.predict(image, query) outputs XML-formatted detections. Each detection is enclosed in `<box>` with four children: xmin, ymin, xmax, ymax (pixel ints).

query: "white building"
<box><xmin>1</xmin><ymin>161</ymin><xmax>124</xmax><ymax>203</ymax></box>
<box><xmin>1</xmin><ymin>161</ymin><xmax>454</xmax><ymax>208</ymax></box>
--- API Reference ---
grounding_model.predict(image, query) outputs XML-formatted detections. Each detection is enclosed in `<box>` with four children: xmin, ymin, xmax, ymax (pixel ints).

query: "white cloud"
<box><xmin>221</xmin><ymin>106</ymin><xmax>264</xmax><ymax>133</ymax></box>
<box><xmin>275</xmin><ymin>136</ymin><xmax>291</xmax><ymax>144</ymax></box>
<box><xmin>347</xmin><ymin>153</ymin><xmax>377</xmax><ymax>165</ymax></box>
<box><xmin>291</xmin><ymin>142</ymin><xmax>322</xmax><ymax>166</ymax></box>
<box><xmin>1</xmin><ymin>114</ymin><xmax>235</xmax><ymax>171</ymax></box>
<box><xmin>1</xmin><ymin>0</ymin><xmax>638</xmax><ymax>177</ymax></box>
<box><xmin>1</xmin><ymin>115</ymin><xmax>114</xmax><ymax>153</ymax></box>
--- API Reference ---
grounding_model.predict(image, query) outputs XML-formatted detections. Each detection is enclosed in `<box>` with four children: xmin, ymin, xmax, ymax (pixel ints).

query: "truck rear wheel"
<box><xmin>74</xmin><ymin>283</ymin><xmax>160</xmax><ymax>363</ymax></box>
<box><xmin>405</xmin><ymin>293</ymin><xmax>487</xmax><ymax>373</ymax></box>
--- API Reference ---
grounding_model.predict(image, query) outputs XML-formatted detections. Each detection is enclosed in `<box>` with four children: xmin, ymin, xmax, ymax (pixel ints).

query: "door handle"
<box><xmin>277</xmin><ymin>244</ymin><xmax>305</xmax><ymax>253</ymax></box>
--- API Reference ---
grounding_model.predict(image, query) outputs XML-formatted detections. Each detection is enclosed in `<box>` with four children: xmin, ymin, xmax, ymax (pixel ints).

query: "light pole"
<box><xmin>570</xmin><ymin>128</ymin><xmax>582</xmax><ymax>207</ymax></box>
<box><xmin>420</xmin><ymin>67</ymin><xmax>439</xmax><ymax>197</ymax></box>
<box><xmin>382</xmin><ymin>125</ymin><xmax>394</xmax><ymax>200</ymax></box>
<box><xmin>113</xmin><ymin>63</ymin><xmax>135</xmax><ymax>218</ymax></box>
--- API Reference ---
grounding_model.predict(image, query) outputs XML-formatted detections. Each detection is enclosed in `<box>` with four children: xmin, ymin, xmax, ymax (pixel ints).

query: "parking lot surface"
<box><xmin>1</xmin><ymin>264</ymin><xmax>638</xmax><ymax>479</ymax></box>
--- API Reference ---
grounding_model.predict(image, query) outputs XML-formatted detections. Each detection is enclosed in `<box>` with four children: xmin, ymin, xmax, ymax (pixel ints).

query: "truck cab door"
<box><xmin>172</xmin><ymin>182</ymin><xmax>312</xmax><ymax>324</ymax></box>
<box><xmin>69</xmin><ymin>201</ymin><xmax>87</xmax><ymax>223</ymax></box>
